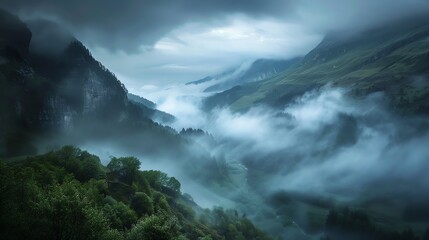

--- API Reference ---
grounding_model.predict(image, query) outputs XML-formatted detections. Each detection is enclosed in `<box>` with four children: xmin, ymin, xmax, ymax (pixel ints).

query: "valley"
<box><xmin>1</xmin><ymin>3</ymin><xmax>429</xmax><ymax>240</ymax></box>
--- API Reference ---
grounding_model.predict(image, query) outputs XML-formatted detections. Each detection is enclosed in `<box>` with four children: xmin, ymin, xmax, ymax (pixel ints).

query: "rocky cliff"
<box><xmin>0</xmin><ymin>9</ymin><xmax>175</xmax><ymax>157</ymax></box>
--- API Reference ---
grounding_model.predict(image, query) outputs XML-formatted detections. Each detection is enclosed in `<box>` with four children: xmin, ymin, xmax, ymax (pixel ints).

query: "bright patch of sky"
<box><xmin>90</xmin><ymin>16</ymin><xmax>322</xmax><ymax>95</ymax></box>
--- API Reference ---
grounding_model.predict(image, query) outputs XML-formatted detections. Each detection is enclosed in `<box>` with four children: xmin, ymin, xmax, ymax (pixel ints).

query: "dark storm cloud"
<box><xmin>294</xmin><ymin>0</ymin><xmax>429</xmax><ymax>33</ymax></box>
<box><xmin>1</xmin><ymin>0</ymin><xmax>428</xmax><ymax>51</ymax></box>
<box><xmin>0</xmin><ymin>0</ymin><xmax>293</xmax><ymax>52</ymax></box>
<box><xmin>27</xmin><ymin>19</ymin><xmax>75</xmax><ymax>57</ymax></box>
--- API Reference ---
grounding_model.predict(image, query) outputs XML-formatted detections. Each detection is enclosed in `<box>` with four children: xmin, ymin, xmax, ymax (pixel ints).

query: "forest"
<box><xmin>0</xmin><ymin>146</ymin><xmax>271</xmax><ymax>240</ymax></box>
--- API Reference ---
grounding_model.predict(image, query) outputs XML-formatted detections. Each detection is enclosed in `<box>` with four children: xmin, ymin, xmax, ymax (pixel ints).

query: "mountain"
<box><xmin>0</xmin><ymin>10</ymin><xmax>178</xmax><ymax>157</ymax></box>
<box><xmin>205</xmin><ymin>15</ymin><xmax>429</xmax><ymax>113</ymax></box>
<box><xmin>187</xmin><ymin>58</ymin><xmax>301</xmax><ymax>92</ymax></box>
<box><xmin>127</xmin><ymin>93</ymin><xmax>175</xmax><ymax>124</ymax></box>
<box><xmin>186</xmin><ymin>75</ymin><xmax>214</xmax><ymax>85</ymax></box>
<box><xmin>127</xmin><ymin>93</ymin><xmax>156</xmax><ymax>109</ymax></box>
<box><xmin>200</xmin><ymin>15</ymin><xmax>429</xmax><ymax>239</ymax></box>
<box><xmin>0</xmin><ymin>11</ymin><xmax>277</xmax><ymax>239</ymax></box>
<box><xmin>0</xmin><ymin>11</ymin><xmax>237</xmax><ymax>206</ymax></box>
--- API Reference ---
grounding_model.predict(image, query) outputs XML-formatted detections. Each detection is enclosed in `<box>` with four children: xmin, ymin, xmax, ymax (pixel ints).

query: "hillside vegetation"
<box><xmin>205</xmin><ymin>16</ymin><xmax>429</xmax><ymax>113</ymax></box>
<box><xmin>0</xmin><ymin>146</ymin><xmax>271</xmax><ymax>240</ymax></box>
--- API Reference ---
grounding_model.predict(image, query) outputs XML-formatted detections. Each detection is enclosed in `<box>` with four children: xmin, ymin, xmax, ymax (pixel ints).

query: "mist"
<box><xmin>95</xmin><ymin>82</ymin><xmax>425</xmax><ymax>237</ymax></box>
<box><xmin>26</xmin><ymin>61</ymin><xmax>429</xmax><ymax>237</ymax></box>
<box><xmin>2</xmin><ymin>2</ymin><xmax>429</xmax><ymax>239</ymax></box>
<box><xmin>112</xmin><ymin>79</ymin><xmax>429</xmax><ymax>203</ymax></box>
<box><xmin>27</xmin><ymin>19</ymin><xmax>75</xmax><ymax>57</ymax></box>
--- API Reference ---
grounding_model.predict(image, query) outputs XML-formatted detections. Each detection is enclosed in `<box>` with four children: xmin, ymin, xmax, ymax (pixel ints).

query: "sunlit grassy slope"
<box><xmin>205</xmin><ymin>16</ymin><xmax>429</xmax><ymax>113</ymax></box>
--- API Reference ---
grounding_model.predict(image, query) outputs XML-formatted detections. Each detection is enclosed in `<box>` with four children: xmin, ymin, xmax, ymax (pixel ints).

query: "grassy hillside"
<box><xmin>205</xmin><ymin>16</ymin><xmax>429</xmax><ymax>113</ymax></box>
<box><xmin>203</xmin><ymin>58</ymin><xmax>302</xmax><ymax>93</ymax></box>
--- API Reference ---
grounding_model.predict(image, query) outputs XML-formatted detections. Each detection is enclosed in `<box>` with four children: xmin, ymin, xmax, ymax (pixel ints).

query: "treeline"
<box><xmin>65</xmin><ymin>40</ymin><xmax>128</xmax><ymax>94</ymax></box>
<box><xmin>0</xmin><ymin>146</ymin><xmax>271</xmax><ymax>240</ymax></box>
<box><xmin>322</xmin><ymin>207</ymin><xmax>429</xmax><ymax>240</ymax></box>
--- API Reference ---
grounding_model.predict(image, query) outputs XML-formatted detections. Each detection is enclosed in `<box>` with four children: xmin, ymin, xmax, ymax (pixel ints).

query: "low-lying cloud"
<box><xmin>143</xmin><ymin>84</ymin><xmax>429</xmax><ymax>206</ymax></box>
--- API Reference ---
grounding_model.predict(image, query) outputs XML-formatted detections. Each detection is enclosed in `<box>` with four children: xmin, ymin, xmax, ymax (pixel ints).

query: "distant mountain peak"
<box><xmin>204</xmin><ymin>15</ymin><xmax>429</xmax><ymax>113</ymax></box>
<box><xmin>186</xmin><ymin>57</ymin><xmax>302</xmax><ymax>93</ymax></box>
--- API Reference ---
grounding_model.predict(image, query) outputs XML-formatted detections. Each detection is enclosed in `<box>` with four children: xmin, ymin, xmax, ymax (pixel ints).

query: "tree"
<box><xmin>0</xmin><ymin>147</ymin><xmax>271</xmax><ymax>240</ymax></box>
<box><xmin>130</xmin><ymin>192</ymin><xmax>154</xmax><ymax>216</ymax></box>
<box><xmin>108</xmin><ymin>157</ymin><xmax>141</xmax><ymax>184</ymax></box>
<box><xmin>103</xmin><ymin>201</ymin><xmax>137</xmax><ymax>230</ymax></box>
<box><xmin>34</xmin><ymin>179</ymin><xmax>111</xmax><ymax>240</ymax></box>
<box><xmin>127</xmin><ymin>213</ymin><xmax>180</xmax><ymax>240</ymax></box>
<box><xmin>167</xmin><ymin>177</ymin><xmax>181</xmax><ymax>196</ymax></box>
<box><xmin>135</xmin><ymin>172</ymin><xmax>152</xmax><ymax>196</ymax></box>
<box><xmin>78</xmin><ymin>155</ymin><xmax>104</xmax><ymax>182</ymax></box>
<box><xmin>152</xmin><ymin>191</ymin><xmax>170</xmax><ymax>213</ymax></box>
<box><xmin>142</xmin><ymin>171</ymin><xmax>181</xmax><ymax>197</ymax></box>
<box><xmin>143</xmin><ymin>170</ymin><xmax>168</xmax><ymax>190</ymax></box>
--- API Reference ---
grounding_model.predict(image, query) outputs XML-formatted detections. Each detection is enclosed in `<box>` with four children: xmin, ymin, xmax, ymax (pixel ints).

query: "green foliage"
<box><xmin>205</xmin><ymin>207</ymin><xmax>271</xmax><ymax>240</ymax></box>
<box><xmin>175</xmin><ymin>201</ymin><xmax>196</xmax><ymax>221</ymax></box>
<box><xmin>153</xmin><ymin>191</ymin><xmax>171</xmax><ymax>212</ymax></box>
<box><xmin>143</xmin><ymin>170</ymin><xmax>182</xmax><ymax>197</ymax></box>
<box><xmin>324</xmin><ymin>207</ymin><xmax>421</xmax><ymax>240</ymax></box>
<box><xmin>101</xmin><ymin>229</ymin><xmax>125</xmax><ymax>240</ymax></box>
<box><xmin>131</xmin><ymin>192</ymin><xmax>154</xmax><ymax>216</ymax></box>
<box><xmin>0</xmin><ymin>147</ymin><xmax>271</xmax><ymax>240</ymax></box>
<box><xmin>127</xmin><ymin>213</ymin><xmax>181</xmax><ymax>240</ymax></box>
<box><xmin>135</xmin><ymin>171</ymin><xmax>152</xmax><ymax>196</ymax></box>
<box><xmin>143</xmin><ymin>170</ymin><xmax>169</xmax><ymax>190</ymax></box>
<box><xmin>43</xmin><ymin>145</ymin><xmax>105</xmax><ymax>182</ymax></box>
<box><xmin>103</xmin><ymin>201</ymin><xmax>137</xmax><ymax>230</ymax></box>
<box><xmin>108</xmin><ymin>181</ymin><xmax>134</xmax><ymax>203</ymax></box>
<box><xmin>167</xmin><ymin>177</ymin><xmax>181</xmax><ymax>196</ymax></box>
<box><xmin>107</xmin><ymin>157</ymin><xmax>140</xmax><ymax>185</ymax></box>
<box><xmin>205</xmin><ymin>19</ymin><xmax>429</xmax><ymax>114</ymax></box>
<box><xmin>35</xmin><ymin>179</ymin><xmax>112</xmax><ymax>240</ymax></box>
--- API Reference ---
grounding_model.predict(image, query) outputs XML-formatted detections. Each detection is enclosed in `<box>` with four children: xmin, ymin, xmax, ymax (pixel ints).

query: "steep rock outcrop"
<box><xmin>0</xmin><ymin>10</ymin><xmax>176</xmax><ymax>157</ymax></box>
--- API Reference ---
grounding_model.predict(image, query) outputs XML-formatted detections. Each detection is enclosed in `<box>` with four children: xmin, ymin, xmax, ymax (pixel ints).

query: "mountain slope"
<box><xmin>127</xmin><ymin>93</ymin><xmax>175</xmax><ymax>124</ymax></box>
<box><xmin>0</xmin><ymin>10</ymin><xmax>178</xmax><ymax>157</ymax></box>
<box><xmin>188</xmin><ymin>58</ymin><xmax>301</xmax><ymax>93</ymax></box>
<box><xmin>127</xmin><ymin>93</ymin><xmax>156</xmax><ymax>109</ymax></box>
<box><xmin>0</xmin><ymin>146</ymin><xmax>272</xmax><ymax>240</ymax></box>
<box><xmin>205</xmin><ymin>16</ymin><xmax>429</xmax><ymax>113</ymax></box>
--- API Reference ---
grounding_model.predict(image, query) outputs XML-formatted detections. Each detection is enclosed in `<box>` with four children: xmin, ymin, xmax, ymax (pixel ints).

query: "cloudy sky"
<box><xmin>2</xmin><ymin>0</ymin><xmax>429</xmax><ymax>94</ymax></box>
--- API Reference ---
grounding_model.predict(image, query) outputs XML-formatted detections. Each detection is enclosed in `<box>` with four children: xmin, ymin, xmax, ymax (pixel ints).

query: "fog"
<box><xmin>85</xmin><ymin>82</ymin><xmax>422</xmax><ymax>236</ymax></box>
<box><xmin>3</xmin><ymin>1</ymin><xmax>429</xmax><ymax>238</ymax></box>
<box><xmin>30</xmin><ymin>71</ymin><xmax>429</xmax><ymax>237</ymax></box>
<box><xmin>27</xmin><ymin>19</ymin><xmax>75</xmax><ymax>57</ymax></box>
<box><xmin>214</xmin><ymin>88</ymin><xmax>429</xmax><ymax>199</ymax></box>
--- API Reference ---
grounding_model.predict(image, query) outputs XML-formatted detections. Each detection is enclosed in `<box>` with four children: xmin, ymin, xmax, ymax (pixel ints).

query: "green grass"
<box><xmin>206</xmin><ymin>19</ymin><xmax>429</xmax><ymax>113</ymax></box>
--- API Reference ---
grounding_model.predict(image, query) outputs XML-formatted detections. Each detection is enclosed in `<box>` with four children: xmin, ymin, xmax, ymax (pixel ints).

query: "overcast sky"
<box><xmin>2</xmin><ymin>0</ymin><xmax>429</xmax><ymax>94</ymax></box>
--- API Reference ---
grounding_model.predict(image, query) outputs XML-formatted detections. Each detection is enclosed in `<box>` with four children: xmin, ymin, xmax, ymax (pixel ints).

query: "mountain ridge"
<box><xmin>204</xmin><ymin>15</ymin><xmax>429</xmax><ymax>113</ymax></box>
<box><xmin>187</xmin><ymin>57</ymin><xmax>301</xmax><ymax>93</ymax></box>
<box><xmin>127</xmin><ymin>93</ymin><xmax>176</xmax><ymax>124</ymax></box>
<box><xmin>0</xmin><ymin>10</ymin><xmax>178</xmax><ymax>157</ymax></box>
